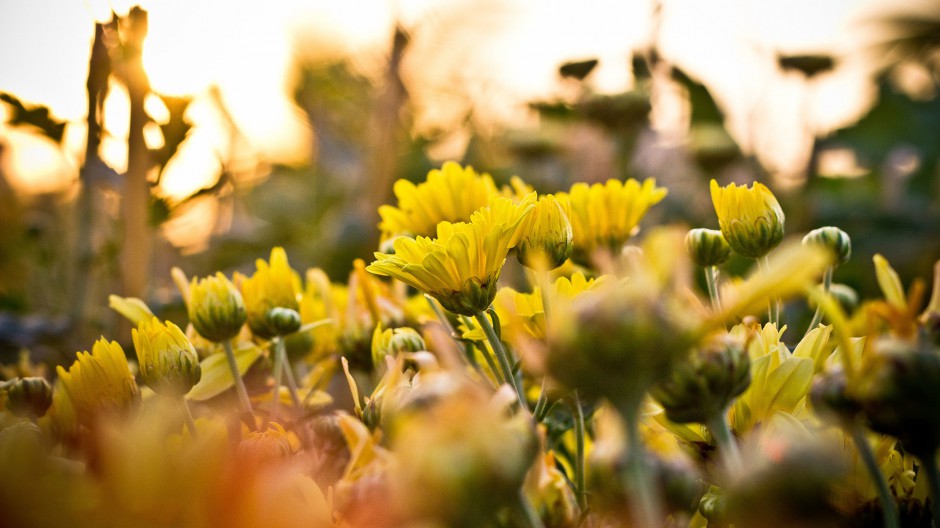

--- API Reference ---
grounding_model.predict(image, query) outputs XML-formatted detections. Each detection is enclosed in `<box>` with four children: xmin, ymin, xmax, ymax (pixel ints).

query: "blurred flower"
<box><xmin>368</xmin><ymin>195</ymin><xmax>535</xmax><ymax>316</ymax></box>
<box><xmin>524</xmin><ymin>451</ymin><xmax>579</xmax><ymax>528</ymax></box>
<box><xmin>132</xmin><ymin>317</ymin><xmax>202</xmax><ymax>397</ymax></box>
<box><xmin>378</xmin><ymin>161</ymin><xmax>500</xmax><ymax>243</ymax></box>
<box><xmin>237</xmin><ymin>422</ymin><xmax>296</xmax><ymax>464</ymax></box>
<box><xmin>558</xmin><ymin>178</ymin><xmax>667</xmax><ymax>264</ymax></box>
<box><xmin>5</xmin><ymin>376</ymin><xmax>53</xmax><ymax>418</ymax></box>
<box><xmin>685</xmin><ymin>228</ymin><xmax>731</xmax><ymax>268</ymax></box>
<box><xmin>803</xmin><ymin>227</ymin><xmax>851</xmax><ymax>265</ymax></box>
<box><xmin>652</xmin><ymin>333</ymin><xmax>750</xmax><ymax>424</ymax></box>
<box><xmin>188</xmin><ymin>272</ymin><xmax>247</xmax><ymax>342</ymax></box>
<box><xmin>371</xmin><ymin>324</ymin><xmax>426</xmax><ymax>373</ymax></box>
<box><xmin>869</xmin><ymin>254</ymin><xmax>925</xmax><ymax>339</ymax></box>
<box><xmin>709</xmin><ymin>179</ymin><xmax>785</xmax><ymax>259</ymax></box>
<box><xmin>238</xmin><ymin>247</ymin><xmax>301</xmax><ymax>339</ymax></box>
<box><xmin>516</xmin><ymin>194</ymin><xmax>573</xmax><ymax>271</ymax></box>
<box><xmin>56</xmin><ymin>338</ymin><xmax>140</xmax><ymax>425</ymax></box>
<box><xmin>390</xmin><ymin>385</ymin><xmax>537</xmax><ymax>527</ymax></box>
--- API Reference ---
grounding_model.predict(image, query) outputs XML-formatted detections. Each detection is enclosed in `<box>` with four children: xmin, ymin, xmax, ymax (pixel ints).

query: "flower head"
<box><xmin>56</xmin><ymin>338</ymin><xmax>140</xmax><ymax>425</ymax></box>
<box><xmin>133</xmin><ymin>317</ymin><xmax>202</xmax><ymax>396</ymax></box>
<box><xmin>368</xmin><ymin>195</ymin><xmax>535</xmax><ymax>316</ymax></box>
<box><xmin>710</xmin><ymin>179</ymin><xmax>785</xmax><ymax>259</ymax></box>
<box><xmin>371</xmin><ymin>324</ymin><xmax>426</xmax><ymax>371</ymax></box>
<box><xmin>516</xmin><ymin>194</ymin><xmax>573</xmax><ymax>270</ymax></box>
<box><xmin>686</xmin><ymin>228</ymin><xmax>732</xmax><ymax>268</ymax></box>
<box><xmin>5</xmin><ymin>377</ymin><xmax>53</xmax><ymax>418</ymax></box>
<box><xmin>558</xmin><ymin>178</ymin><xmax>667</xmax><ymax>264</ymax></box>
<box><xmin>239</xmin><ymin>247</ymin><xmax>300</xmax><ymax>339</ymax></box>
<box><xmin>378</xmin><ymin>162</ymin><xmax>500</xmax><ymax>243</ymax></box>
<box><xmin>188</xmin><ymin>272</ymin><xmax>247</xmax><ymax>342</ymax></box>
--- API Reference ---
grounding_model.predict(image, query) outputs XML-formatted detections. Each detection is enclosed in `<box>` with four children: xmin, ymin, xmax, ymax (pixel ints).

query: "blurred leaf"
<box><xmin>187</xmin><ymin>344</ymin><xmax>263</xmax><ymax>401</ymax></box>
<box><xmin>150</xmin><ymin>94</ymin><xmax>193</xmax><ymax>174</ymax></box>
<box><xmin>577</xmin><ymin>91</ymin><xmax>650</xmax><ymax>130</ymax></box>
<box><xmin>0</xmin><ymin>93</ymin><xmax>67</xmax><ymax>144</ymax></box>
<box><xmin>777</xmin><ymin>55</ymin><xmax>835</xmax><ymax>78</ymax></box>
<box><xmin>559</xmin><ymin>59</ymin><xmax>598</xmax><ymax>81</ymax></box>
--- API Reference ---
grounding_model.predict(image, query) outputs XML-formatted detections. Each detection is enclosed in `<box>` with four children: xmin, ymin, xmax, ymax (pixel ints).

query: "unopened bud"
<box><xmin>803</xmin><ymin>227</ymin><xmax>851</xmax><ymax>265</ymax></box>
<box><xmin>267</xmin><ymin>307</ymin><xmax>302</xmax><ymax>336</ymax></box>
<box><xmin>372</xmin><ymin>325</ymin><xmax>426</xmax><ymax>371</ymax></box>
<box><xmin>517</xmin><ymin>195</ymin><xmax>574</xmax><ymax>270</ymax></box>
<box><xmin>5</xmin><ymin>377</ymin><xmax>53</xmax><ymax>418</ymax></box>
<box><xmin>188</xmin><ymin>273</ymin><xmax>247</xmax><ymax>342</ymax></box>
<box><xmin>686</xmin><ymin>228</ymin><xmax>732</xmax><ymax>268</ymax></box>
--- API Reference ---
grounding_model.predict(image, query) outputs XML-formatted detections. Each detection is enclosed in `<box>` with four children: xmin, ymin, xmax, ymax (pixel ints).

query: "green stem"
<box><xmin>461</xmin><ymin>314</ymin><xmax>504</xmax><ymax>386</ymax></box>
<box><xmin>569</xmin><ymin>392</ymin><xmax>587</xmax><ymax>509</ymax></box>
<box><xmin>620</xmin><ymin>403</ymin><xmax>663</xmax><ymax>528</ymax></box>
<box><xmin>179</xmin><ymin>396</ymin><xmax>198</xmax><ymax>438</ymax></box>
<box><xmin>475</xmin><ymin>310</ymin><xmax>527</xmax><ymax>411</ymax></box>
<box><xmin>804</xmin><ymin>266</ymin><xmax>833</xmax><ymax>337</ymax></box>
<box><xmin>271</xmin><ymin>337</ymin><xmax>285</xmax><ymax>418</ymax></box>
<box><xmin>705</xmin><ymin>266</ymin><xmax>722</xmax><ymax>311</ymax></box>
<box><xmin>222</xmin><ymin>339</ymin><xmax>255</xmax><ymax>430</ymax></box>
<box><xmin>279</xmin><ymin>344</ymin><xmax>303</xmax><ymax>409</ymax></box>
<box><xmin>533</xmin><ymin>378</ymin><xmax>550</xmax><ymax>422</ymax></box>
<box><xmin>707</xmin><ymin>412</ymin><xmax>742</xmax><ymax>476</ymax></box>
<box><xmin>518</xmin><ymin>490</ymin><xmax>547</xmax><ymax>528</ymax></box>
<box><xmin>759</xmin><ymin>256</ymin><xmax>780</xmax><ymax>327</ymax></box>
<box><xmin>851</xmin><ymin>426</ymin><xmax>899</xmax><ymax>528</ymax></box>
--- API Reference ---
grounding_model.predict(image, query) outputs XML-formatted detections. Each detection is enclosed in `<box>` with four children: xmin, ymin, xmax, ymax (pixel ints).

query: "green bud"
<box><xmin>5</xmin><ymin>377</ymin><xmax>53</xmax><ymax>418</ymax></box>
<box><xmin>854</xmin><ymin>338</ymin><xmax>940</xmax><ymax>457</ymax></box>
<box><xmin>371</xmin><ymin>325</ymin><xmax>426</xmax><ymax>373</ymax></box>
<box><xmin>133</xmin><ymin>318</ymin><xmax>203</xmax><ymax>396</ymax></box>
<box><xmin>802</xmin><ymin>227</ymin><xmax>851</xmax><ymax>265</ymax></box>
<box><xmin>651</xmin><ymin>334</ymin><xmax>750</xmax><ymax>424</ymax></box>
<box><xmin>266</xmin><ymin>307</ymin><xmax>302</xmax><ymax>336</ymax></box>
<box><xmin>685</xmin><ymin>228</ymin><xmax>732</xmax><ymax>267</ymax></box>
<box><xmin>809</xmin><ymin>367</ymin><xmax>859</xmax><ymax>425</ymax></box>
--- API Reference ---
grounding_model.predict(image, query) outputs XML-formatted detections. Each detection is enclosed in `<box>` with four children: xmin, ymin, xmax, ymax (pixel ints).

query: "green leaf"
<box><xmin>186</xmin><ymin>344</ymin><xmax>263</xmax><ymax>401</ymax></box>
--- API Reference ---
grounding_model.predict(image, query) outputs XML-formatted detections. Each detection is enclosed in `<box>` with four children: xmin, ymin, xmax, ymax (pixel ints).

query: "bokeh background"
<box><xmin>1</xmin><ymin>0</ymin><xmax>938</xmax><ymax>364</ymax></box>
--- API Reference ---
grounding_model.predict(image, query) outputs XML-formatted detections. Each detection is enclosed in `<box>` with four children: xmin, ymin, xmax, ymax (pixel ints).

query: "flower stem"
<box><xmin>271</xmin><ymin>336</ymin><xmax>285</xmax><ymax>418</ymax></box>
<box><xmin>804</xmin><ymin>266</ymin><xmax>833</xmax><ymax>337</ymax></box>
<box><xmin>851</xmin><ymin>426</ymin><xmax>899</xmax><ymax>528</ymax></box>
<box><xmin>705</xmin><ymin>265</ymin><xmax>722</xmax><ymax>311</ymax></box>
<box><xmin>475</xmin><ymin>310</ymin><xmax>527</xmax><ymax>411</ymax></box>
<box><xmin>759</xmin><ymin>256</ymin><xmax>780</xmax><ymax>327</ymax></box>
<box><xmin>620</xmin><ymin>402</ymin><xmax>663</xmax><ymax>528</ymax></box>
<box><xmin>569</xmin><ymin>392</ymin><xmax>587</xmax><ymax>509</ymax></box>
<box><xmin>518</xmin><ymin>490</ymin><xmax>547</xmax><ymax>528</ymax></box>
<box><xmin>460</xmin><ymin>314</ymin><xmax>504</xmax><ymax>386</ymax></box>
<box><xmin>533</xmin><ymin>379</ymin><xmax>550</xmax><ymax>422</ymax></box>
<box><xmin>179</xmin><ymin>396</ymin><xmax>198</xmax><ymax>438</ymax></box>
<box><xmin>223</xmin><ymin>339</ymin><xmax>256</xmax><ymax>430</ymax></box>
<box><xmin>707</xmin><ymin>411</ymin><xmax>742</xmax><ymax>476</ymax></box>
<box><xmin>278</xmin><ymin>340</ymin><xmax>303</xmax><ymax>409</ymax></box>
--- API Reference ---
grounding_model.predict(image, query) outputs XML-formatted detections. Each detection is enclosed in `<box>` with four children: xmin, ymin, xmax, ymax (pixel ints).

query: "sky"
<box><xmin>0</xmin><ymin>0</ymin><xmax>902</xmax><ymax>202</ymax></box>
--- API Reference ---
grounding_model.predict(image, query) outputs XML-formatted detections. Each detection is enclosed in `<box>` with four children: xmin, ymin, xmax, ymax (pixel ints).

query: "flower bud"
<box><xmin>854</xmin><ymin>338</ymin><xmax>940</xmax><ymax>457</ymax></box>
<box><xmin>685</xmin><ymin>228</ymin><xmax>732</xmax><ymax>267</ymax></box>
<box><xmin>266</xmin><ymin>307</ymin><xmax>302</xmax><ymax>336</ymax></box>
<box><xmin>56</xmin><ymin>339</ymin><xmax>140</xmax><ymax>425</ymax></box>
<box><xmin>240</xmin><ymin>248</ymin><xmax>300</xmax><ymax>339</ymax></box>
<box><xmin>371</xmin><ymin>324</ymin><xmax>426</xmax><ymax>372</ymax></box>
<box><xmin>651</xmin><ymin>334</ymin><xmax>750</xmax><ymax>424</ymax></box>
<box><xmin>809</xmin><ymin>367</ymin><xmax>859</xmax><ymax>425</ymax></box>
<box><xmin>188</xmin><ymin>272</ymin><xmax>247</xmax><ymax>342</ymax></box>
<box><xmin>237</xmin><ymin>423</ymin><xmax>295</xmax><ymax>465</ymax></box>
<box><xmin>133</xmin><ymin>317</ymin><xmax>203</xmax><ymax>397</ymax></box>
<box><xmin>803</xmin><ymin>226</ymin><xmax>851</xmax><ymax>265</ymax></box>
<box><xmin>710</xmin><ymin>180</ymin><xmax>785</xmax><ymax>259</ymax></box>
<box><xmin>516</xmin><ymin>195</ymin><xmax>574</xmax><ymax>270</ymax></box>
<box><xmin>5</xmin><ymin>377</ymin><xmax>53</xmax><ymax>418</ymax></box>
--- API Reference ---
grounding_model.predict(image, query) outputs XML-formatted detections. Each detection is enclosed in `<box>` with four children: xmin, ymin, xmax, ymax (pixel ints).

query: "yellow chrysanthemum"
<box><xmin>56</xmin><ymin>338</ymin><xmax>140</xmax><ymax>425</ymax></box>
<box><xmin>368</xmin><ymin>195</ymin><xmax>535</xmax><ymax>316</ymax></box>
<box><xmin>516</xmin><ymin>194</ymin><xmax>573</xmax><ymax>270</ymax></box>
<box><xmin>710</xmin><ymin>179</ymin><xmax>785</xmax><ymax>259</ymax></box>
<box><xmin>133</xmin><ymin>317</ymin><xmax>202</xmax><ymax>397</ymax></box>
<box><xmin>557</xmin><ymin>178</ymin><xmax>667</xmax><ymax>264</ymax></box>
<box><xmin>378</xmin><ymin>162</ymin><xmax>500</xmax><ymax>243</ymax></box>
<box><xmin>188</xmin><ymin>272</ymin><xmax>247</xmax><ymax>343</ymax></box>
<box><xmin>238</xmin><ymin>247</ymin><xmax>300</xmax><ymax>339</ymax></box>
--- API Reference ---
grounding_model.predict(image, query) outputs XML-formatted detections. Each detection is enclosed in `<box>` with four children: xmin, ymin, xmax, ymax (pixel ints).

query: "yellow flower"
<box><xmin>558</xmin><ymin>178</ymin><xmax>667</xmax><ymax>264</ymax></box>
<box><xmin>516</xmin><ymin>194</ymin><xmax>573</xmax><ymax>270</ymax></box>
<box><xmin>56</xmin><ymin>338</ymin><xmax>140</xmax><ymax>425</ymax></box>
<box><xmin>378</xmin><ymin>161</ymin><xmax>500</xmax><ymax>243</ymax></box>
<box><xmin>188</xmin><ymin>272</ymin><xmax>247</xmax><ymax>342</ymax></box>
<box><xmin>709</xmin><ymin>179</ymin><xmax>785</xmax><ymax>259</ymax></box>
<box><xmin>133</xmin><ymin>317</ymin><xmax>202</xmax><ymax>397</ymax></box>
<box><xmin>238</xmin><ymin>247</ymin><xmax>300</xmax><ymax>339</ymax></box>
<box><xmin>368</xmin><ymin>195</ymin><xmax>535</xmax><ymax>316</ymax></box>
<box><xmin>371</xmin><ymin>323</ymin><xmax>426</xmax><ymax>371</ymax></box>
